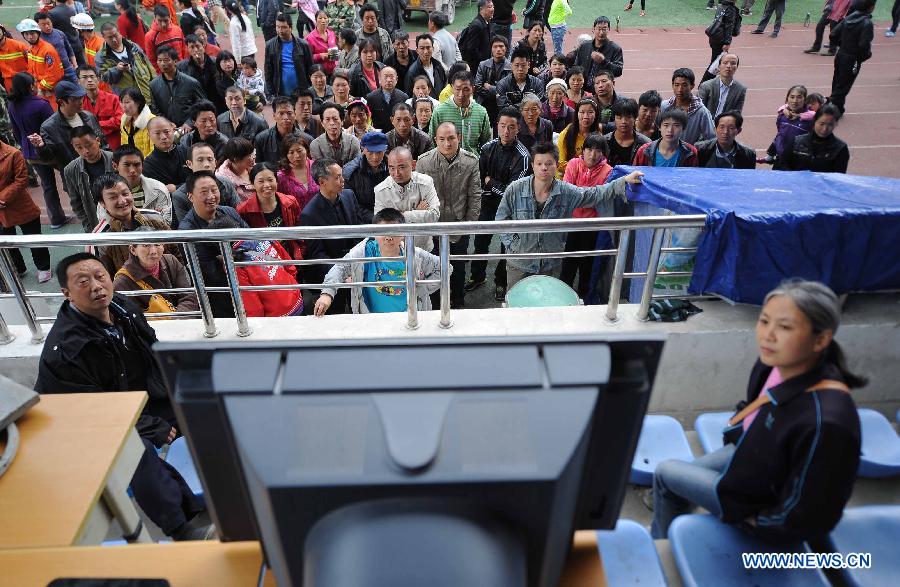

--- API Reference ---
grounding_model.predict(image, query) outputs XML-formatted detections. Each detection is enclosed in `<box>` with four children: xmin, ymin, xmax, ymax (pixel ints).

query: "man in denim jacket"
<box><xmin>495</xmin><ymin>141</ymin><xmax>643</xmax><ymax>287</ymax></box>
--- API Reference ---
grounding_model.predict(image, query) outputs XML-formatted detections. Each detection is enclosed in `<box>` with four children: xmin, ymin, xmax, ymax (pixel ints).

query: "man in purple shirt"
<box><xmin>35</xmin><ymin>11</ymin><xmax>77</xmax><ymax>82</ymax></box>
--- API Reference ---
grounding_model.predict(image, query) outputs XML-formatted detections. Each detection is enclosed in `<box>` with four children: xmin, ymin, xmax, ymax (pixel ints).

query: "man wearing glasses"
<box><xmin>574</xmin><ymin>16</ymin><xmax>624</xmax><ymax>81</ymax></box>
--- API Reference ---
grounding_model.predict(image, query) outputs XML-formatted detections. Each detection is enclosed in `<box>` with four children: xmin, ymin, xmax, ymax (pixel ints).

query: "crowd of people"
<box><xmin>0</xmin><ymin>0</ymin><xmax>880</xmax><ymax>550</ymax></box>
<box><xmin>0</xmin><ymin>0</ymin><xmax>875</xmax><ymax>308</ymax></box>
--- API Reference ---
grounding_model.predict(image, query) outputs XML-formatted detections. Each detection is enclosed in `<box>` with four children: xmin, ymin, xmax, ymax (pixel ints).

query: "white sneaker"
<box><xmin>37</xmin><ymin>270</ymin><xmax>52</xmax><ymax>283</ymax></box>
<box><xmin>886</xmin><ymin>30</ymin><xmax>896</xmax><ymax>37</ymax></box>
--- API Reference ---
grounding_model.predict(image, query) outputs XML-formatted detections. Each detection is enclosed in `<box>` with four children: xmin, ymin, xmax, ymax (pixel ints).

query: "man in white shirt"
<box><xmin>373</xmin><ymin>146</ymin><xmax>440</xmax><ymax>251</ymax></box>
<box><xmin>428</xmin><ymin>10</ymin><xmax>462</xmax><ymax>72</ymax></box>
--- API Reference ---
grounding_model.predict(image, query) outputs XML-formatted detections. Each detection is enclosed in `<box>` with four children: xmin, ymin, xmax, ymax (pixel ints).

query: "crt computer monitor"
<box><xmin>156</xmin><ymin>334</ymin><xmax>663</xmax><ymax>587</ymax></box>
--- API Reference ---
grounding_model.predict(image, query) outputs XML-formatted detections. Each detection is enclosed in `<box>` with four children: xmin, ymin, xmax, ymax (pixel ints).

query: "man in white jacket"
<box><xmin>373</xmin><ymin>146</ymin><xmax>440</xmax><ymax>251</ymax></box>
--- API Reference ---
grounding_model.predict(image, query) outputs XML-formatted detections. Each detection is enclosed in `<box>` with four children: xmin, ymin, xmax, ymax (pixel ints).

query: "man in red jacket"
<box><xmin>77</xmin><ymin>65</ymin><xmax>124</xmax><ymax>150</ymax></box>
<box><xmin>145</xmin><ymin>5</ymin><xmax>186</xmax><ymax>73</ymax></box>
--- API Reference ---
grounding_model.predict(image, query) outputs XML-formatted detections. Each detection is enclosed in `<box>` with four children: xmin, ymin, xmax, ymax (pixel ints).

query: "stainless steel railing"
<box><xmin>0</xmin><ymin>215</ymin><xmax>707</xmax><ymax>344</ymax></box>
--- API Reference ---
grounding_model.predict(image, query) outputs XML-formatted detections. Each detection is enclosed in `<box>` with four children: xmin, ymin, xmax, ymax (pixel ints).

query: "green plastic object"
<box><xmin>505</xmin><ymin>276</ymin><xmax>580</xmax><ymax>308</ymax></box>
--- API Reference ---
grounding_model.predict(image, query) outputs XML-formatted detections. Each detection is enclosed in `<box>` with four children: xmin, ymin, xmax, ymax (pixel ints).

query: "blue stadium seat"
<box><xmin>630</xmin><ymin>415</ymin><xmax>693</xmax><ymax>486</ymax></box>
<box><xmin>824</xmin><ymin>505</ymin><xmax>900</xmax><ymax>587</ymax></box>
<box><xmin>668</xmin><ymin>514</ymin><xmax>829</xmax><ymax>587</ymax></box>
<box><xmin>857</xmin><ymin>408</ymin><xmax>900</xmax><ymax>478</ymax></box>
<box><xmin>596</xmin><ymin>520</ymin><xmax>668</xmax><ymax>586</ymax></box>
<box><xmin>166</xmin><ymin>437</ymin><xmax>204</xmax><ymax>496</ymax></box>
<box><xmin>693</xmin><ymin>412</ymin><xmax>732</xmax><ymax>455</ymax></box>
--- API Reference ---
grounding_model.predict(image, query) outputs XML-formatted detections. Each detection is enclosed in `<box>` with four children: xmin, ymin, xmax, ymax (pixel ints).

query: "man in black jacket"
<box><xmin>144</xmin><ymin>116</ymin><xmax>190</xmax><ymax>191</ymax></box>
<box><xmin>301</xmin><ymin>158</ymin><xmax>366</xmax><ymax>313</ymax></box>
<box><xmin>178</xmin><ymin>100</ymin><xmax>229</xmax><ymax>160</ymax></box>
<box><xmin>495</xmin><ymin>45</ymin><xmax>545</xmax><ymax>109</ymax></box>
<box><xmin>695</xmin><ymin>110</ymin><xmax>757</xmax><ymax>169</ymax></box>
<box><xmin>150</xmin><ymin>46</ymin><xmax>206</xmax><ymax>129</ymax></box>
<box><xmin>574</xmin><ymin>16</ymin><xmax>624</xmax><ymax>81</ymax></box>
<box><xmin>35</xmin><ymin>252</ymin><xmax>214</xmax><ymax>541</ymax></box>
<box><xmin>461</xmin><ymin>0</ymin><xmax>495</xmax><ymax>72</ymax></box>
<box><xmin>254</xmin><ymin>96</ymin><xmax>312</xmax><ymax>165</ymax></box>
<box><xmin>264</xmin><ymin>14</ymin><xmax>314</xmax><ymax>101</ymax></box>
<box><xmin>219</xmin><ymin>86</ymin><xmax>269</xmax><ymax>140</ymax></box>
<box><xmin>33</xmin><ymin>81</ymin><xmax>108</xmax><ymax>173</ymax></box>
<box><xmin>405</xmin><ymin>33</ymin><xmax>446</xmax><ymax>99</ymax></box>
<box><xmin>366</xmin><ymin>66</ymin><xmax>409</xmax><ymax>132</ymax></box>
<box><xmin>828</xmin><ymin>0</ymin><xmax>875</xmax><ymax>114</ymax></box>
<box><xmin>343</xmin><ymin>132</ymin><xmax>390</xmax><ymax>223</ymax></box>
<box><xmin>177</xmin><ymin>35</ymin><xmax>222</xmax><ymax>112</ymax></box>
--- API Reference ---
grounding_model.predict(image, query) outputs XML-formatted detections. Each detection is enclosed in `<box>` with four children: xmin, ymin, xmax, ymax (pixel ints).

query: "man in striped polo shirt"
<box><xmin>429</xmin><ymin>70</ymin><xmax>492</xmax><ymax>156</ymax></box>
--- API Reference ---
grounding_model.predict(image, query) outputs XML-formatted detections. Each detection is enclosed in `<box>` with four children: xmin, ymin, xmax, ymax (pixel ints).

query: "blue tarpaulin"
<box><xmin>610</xmin><ymin>167</ymin><xmax>900</xmax><ymax>305</ymax></box>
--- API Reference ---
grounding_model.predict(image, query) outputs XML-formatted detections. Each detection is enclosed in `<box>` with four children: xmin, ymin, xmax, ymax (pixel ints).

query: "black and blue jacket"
<box><xmin>717</xmin><ymin>359</ymin><xmax>861</xmax><ymax>544</ymax></box>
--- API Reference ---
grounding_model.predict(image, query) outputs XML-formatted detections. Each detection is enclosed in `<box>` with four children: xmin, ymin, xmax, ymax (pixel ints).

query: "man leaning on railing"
<box><xmin>495</xmin><ymin>141</ymin><xmax>643</xmax><ymax>288</ymax></box>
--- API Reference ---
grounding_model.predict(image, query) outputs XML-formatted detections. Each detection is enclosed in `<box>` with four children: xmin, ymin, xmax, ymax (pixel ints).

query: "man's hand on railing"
<box><xmin>623</xmin><ymin>171</ymin><xmax>645</xmax><ymax>184</ymax></box>
<box><xmin>313</xmin><ymin>293</ymin><xmax>333</xmax><ymax>317</ymax></box>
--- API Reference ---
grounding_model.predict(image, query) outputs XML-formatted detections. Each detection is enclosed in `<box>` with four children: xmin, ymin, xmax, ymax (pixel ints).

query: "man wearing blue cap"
<box><xmin>344</xmin><ymin>131</ymin><xmax>390</xmax><ymax>224</ymax></box>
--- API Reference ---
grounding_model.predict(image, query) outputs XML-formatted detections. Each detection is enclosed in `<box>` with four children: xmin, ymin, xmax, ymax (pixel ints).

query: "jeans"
<box><xmin>470</xmin><ymin>193</ymin><xmax>506</xmax><ymax>287</ymax></box>
<box><xmin>32</xmin><ymin>162</ymin><xmax>67</xmax><ymax>226</ymax></box>
<box><xmin>2</xmin><ymin>218</ymin><xmax>51</xmax><ymax>273</ymax></box>
<box><xmin>756</xmin><ymin>0</ymin><xmax>785</xmax><ymax>34</ymax></box>
<box><xmin>550</xmin><ymin>25</ymin><xmax>567</xmax><ymax>56</ymax></box>
<box><xmin>651</xmin><ymin>443</ymin><xmax>735</xmax><ymax>539</ymax></box>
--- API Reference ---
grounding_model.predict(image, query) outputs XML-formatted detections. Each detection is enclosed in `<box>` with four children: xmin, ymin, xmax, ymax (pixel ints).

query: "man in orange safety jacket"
<box><xmin>17</xmin><ymin>18</ymin><xmax>65</xmax><ymax>105</ymax></box>
<box><xmin>0</xmin><ymin>25</ymin><xmax>30</xmax><ymax>93</ymax></box>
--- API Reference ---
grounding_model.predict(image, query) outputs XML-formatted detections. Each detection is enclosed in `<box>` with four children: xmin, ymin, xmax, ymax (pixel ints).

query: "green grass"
<box><xmin>2</xmin><ymin>0</ymin><xmax>892</xmax><ymax>34</ymax></box>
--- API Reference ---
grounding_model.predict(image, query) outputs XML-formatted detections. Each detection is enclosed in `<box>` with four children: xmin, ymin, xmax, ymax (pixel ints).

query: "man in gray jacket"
<box><xmin>496</xmin><ymin>141</ymin><xmax>643</xmax><ymax>287</ymax></box>
<box><xmin>63</xmin><ymin>126</ymin><xmax>114</xmax><ymax>231</ymax></box>
<box><xmin>697</xmin><ymin>53</ymin><xmax>746</xmax><ymax>117</ymax></box>
<box><xmin>416</xmin><ymin>122</ymin><xmax>482</xmax><ymax>308</ymax></box>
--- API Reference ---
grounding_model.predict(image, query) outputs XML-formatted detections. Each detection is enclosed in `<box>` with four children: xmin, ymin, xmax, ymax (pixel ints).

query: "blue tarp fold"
<box><xmin>610</xmin><ymin>167</ymin><xmax>900</xmax><ymax>304</ymax></box>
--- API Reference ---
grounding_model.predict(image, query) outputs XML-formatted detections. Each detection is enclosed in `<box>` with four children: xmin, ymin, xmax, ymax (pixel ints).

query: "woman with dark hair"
<box><xmin>331</xmin><ymin>68</ymin><xmax>354</xmax><ymax>108</ymax></box>
<box><xmin>343</xmin><ymin>99</ymin><xmax>375</xmax><ymax>141</ymax></box>
<box><xmin>276</xmin><ymin>133</ymin><xmax>319</xmax><ymax>211</ymax></box>
<box><xmin>225</xmin><ymin>0</ymin><xmax>255</xmax><ymax>62</ymax></box>
<box><xmin>563</xmin><ymin>65</ymin><xmax>592</xmax><ymax>108</ymax></box>
<box><xmin>556</xmin><ymin>98</ymin><xmax>600</xmax><ymax>177</ymax></box>
<box><xmin>214</xmin><ymin>49</ymin><xmax>239</xmax><ymax>99</ymax></box>
<box><xmin>560</xmin><ymin>132</ymin><xmax>613</xmax><ymax>299</ymax></box>
<box><xmin>309</xmin><ymin>64</ymin><xmax>335</xmax><ymax>110</ymax></box>
<box><xmin>517</xmin><ymin>22</ymin><xmax>548</xmax><ymax>77</ymax></box>
<box><xmin>217</xmin><ymin>137</ymin><xmax>257</xmax><ymax>201</ymax></box>
<box><xmin>412</xmin><ymin>97</ymin><xmax>435</xmax><ymax>133</ymax></box>
<box><xmin>306</xmin><ymin>10</ymin><xmax>339</xmax><ymax>77</ymax></box>
<box><xmin>120</xmin><ymin>86</ymin><xmax>157</xmax><ymax>157</ymax></box>
<box><xmin>115</xmin><ymin>0</ymin><xmax>147</xmax><ymax>49</ymax></box>
<box><xmin>7</xmin><ymin>72</ymin><xmax>68</xmax><ymax>228</ymax></box>
<box><xmin>652</xmin><ymin>279</ymin><xmax>864</xmax><ymax>543</ymax></box>
<box><xmin>779</xmin><ymin>104</ymin><xmax>849</xmax><ymax>173</ymax></box>
<box><xmin>405</xmin><ymin>75</ymin><xmax>440</xmax><ymax>110</ymax></box>
<box><xmin>348</xmin><ymin>39</ymin><xmax>383</xmax><ymax>98</ymax></box>
<box><xmin>113</xmin><ymin>225</ymin><xmax>199</xmax><ymax>317</ymax></box>
<box><xmin>237</xmin><ymin>162</ymin><xmax>304</xmax><ymax>260</ymax></box>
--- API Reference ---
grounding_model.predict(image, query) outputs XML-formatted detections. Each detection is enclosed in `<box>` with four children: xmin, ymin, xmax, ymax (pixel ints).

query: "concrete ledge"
<box><xmin>4</xmin><ymin>296</ymin><xmax>899</xmax><ymax>421</ymax></box>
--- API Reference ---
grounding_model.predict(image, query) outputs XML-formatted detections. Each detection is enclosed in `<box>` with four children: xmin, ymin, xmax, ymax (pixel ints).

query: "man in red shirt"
<box><xmin>78</xmin><ymin>65</ymin><xmax>124</xmax><ymax>149</ymax></box>
<box><xmin>145</xmin><ymin>4</ymin><xmax>186</xmax><ymax>73</ymax></box>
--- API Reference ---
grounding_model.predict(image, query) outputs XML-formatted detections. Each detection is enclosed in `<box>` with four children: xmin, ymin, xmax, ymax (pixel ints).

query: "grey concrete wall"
<box><xmin>3</xmin><ymin>295</ymin><xmax>898</xmax><ymax>426</ymax></box>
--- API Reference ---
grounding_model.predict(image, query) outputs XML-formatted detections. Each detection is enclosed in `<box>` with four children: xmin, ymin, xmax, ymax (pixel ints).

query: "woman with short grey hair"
<box><xmin>517</xmin><ymin>92</ymin><xmax>553</xmax><ymax>150</ymax></box>
<box><xmin>651</xmin><ymin>279</ymin><xmax>864</xmax><ymax>543</ymax></box>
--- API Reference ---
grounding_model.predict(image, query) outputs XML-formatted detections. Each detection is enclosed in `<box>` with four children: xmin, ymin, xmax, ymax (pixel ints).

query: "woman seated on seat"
<box><xmin>112</xmin><ymin>226</ymin><xmax>200</xmax><ymax>317</ymax></box>
<box><xmin>652</xmin><ymin>279</ymin><xmax>863</xmax><ymax>543</ymax></box>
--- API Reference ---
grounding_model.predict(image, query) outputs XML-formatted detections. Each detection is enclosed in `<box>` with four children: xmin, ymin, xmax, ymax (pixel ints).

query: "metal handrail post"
<box><xmin>605</xmin><ymin>229</ymin><xmax>632</xmax><ymax>323</ymax></box>
<box><xmin>405</xmin><ymin>236</ymin><xmax>418</xmax><ymax>330</ymax></box>
<box><xmin>219</xmin><ymin>242</ymin><xmax>252</xmax><ymax>337</ymax></box>
<box><xmin>182</xmin><ymin>243</ymin><xmax>219</xmax><ymax>338</ymax></box>
<box><xmin>0</xmin><ymin>249</ymin><xmax>43</xmax><ymax>343</ymax></box>
<box><xmin>439</xmin><ymin>234</ymin><xmax>451</xmax><ymax>329</ymax></box>
<box><xmin>637</xmin><ymin>229</ymin><xmax>666</xmax><ymax>321</ymax></box>
<box><xmin>0</xmin><ymin>301</ymin><xmax>13</xmax><ymax>345</ymax></box>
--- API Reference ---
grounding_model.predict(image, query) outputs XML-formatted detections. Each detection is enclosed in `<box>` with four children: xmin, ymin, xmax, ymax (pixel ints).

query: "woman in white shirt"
<box><xmin>224</xmin><ymin>0</ymin><xmax>256</xmax><ymax>61</ymax></box>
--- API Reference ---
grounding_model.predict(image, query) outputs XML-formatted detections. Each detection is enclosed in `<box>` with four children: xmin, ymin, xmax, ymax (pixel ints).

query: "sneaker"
<box><xmin>803</xmin><ymin>47</ymin><xmax>820</xmax><ymax>54</ymax></box>
<box><xmin>464</xmin><ymin>277</ymin><xmax>485</xmax><ymax>292</ymax></box>
<box><xmin>706</xmin><ymin>5</ymin><xmax>714</xmax><ymax>9</ymax></box>
<box><xmin>37</xmin><ymin>270</ymin><xmax>52</xmax><ymax>283</ymax></box>
<box><xmin>50</xmin><ymin>215</ymin><xmax>73</xmax><ymax>229</ymax></box>
<box><xmin>769</xmin><ymin>32</ymin><xmax>778</xmax><ymax>38</ymax></box>
<box><xmin>623</xmin><ymin>3</ymin><xmax>632</xmax><ymax>10</ymax></box>
<box><xmin>640</xmin><ymin>10</ymin><xmax>645</xmax><ymax>16</ymax></box>
<box><xmin>751</xmin><ymin>29</ymin><xmax>764</xmax><ymax>34</ymax></box>
<box><xmin>494</xmin><ymin>285</ymin><xmax>506</xmax><ymax>302</ymax></box>
<box><xmin>887</xmin><ymin>30</ymin><xmax>896</xmax><ymax>37</ymax></box>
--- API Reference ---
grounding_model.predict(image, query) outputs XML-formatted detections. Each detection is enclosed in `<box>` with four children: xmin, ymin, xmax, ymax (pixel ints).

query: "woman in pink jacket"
<box><xmin>305</xmin><ymin>10</ymin><xmax>338</xmax><ymax>76</ymax></box>
<box><xmin>560</xmin><ymin>132</ymin><xmax>614</xmax><ymax>300</ymax></box>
